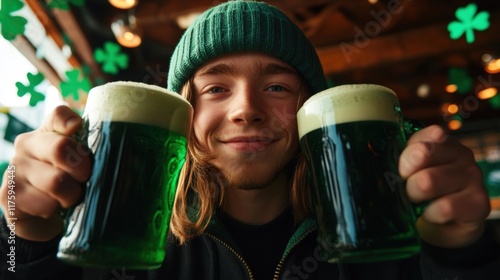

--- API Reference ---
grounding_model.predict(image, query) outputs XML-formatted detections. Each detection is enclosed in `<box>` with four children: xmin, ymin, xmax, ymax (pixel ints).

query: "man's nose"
<box><xmin>227</xmin><ymin>86</ymin><xmax>266</xmax><ymax>124</ymax></box>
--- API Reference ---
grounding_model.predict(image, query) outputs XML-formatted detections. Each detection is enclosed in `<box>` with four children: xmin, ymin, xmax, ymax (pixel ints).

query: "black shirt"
<box><xmin>220</xmin><ymin>208</ymin><xmax>295</xmax><ymax>280</ymax></box>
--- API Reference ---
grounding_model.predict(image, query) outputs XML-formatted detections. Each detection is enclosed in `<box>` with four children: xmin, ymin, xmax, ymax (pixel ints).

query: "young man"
<box><xmin>1</xmin><ymin>1</ymin><xmax>499</xmax><ymax>279</ymax></box>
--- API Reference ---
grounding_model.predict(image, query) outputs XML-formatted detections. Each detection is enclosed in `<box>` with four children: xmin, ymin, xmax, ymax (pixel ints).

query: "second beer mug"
<box><xmin>57</xmin><ymin>81</ymin><xmax>193</xmax><ymax>269</ymax></box>
<box><xmin>298</xmin><ymin>84</ymin><xmax>421</xmax><ymax>263</ymax></box>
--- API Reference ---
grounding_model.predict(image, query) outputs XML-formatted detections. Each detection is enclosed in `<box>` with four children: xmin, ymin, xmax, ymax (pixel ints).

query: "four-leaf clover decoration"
<box><xmin>60</xmin><ymin>69</ymin><xmax>92</xmax><ymax>101</ymax></box>
<box><xmin>16</xmin><ymin>72</ymin><xmax>46</xmax><ymax>107</ymax></box>
<box><xmin>94</xmin><ymin>41</ymin><xmax>129</xmax><ymax>74</ymax></box>
<box><xmin>448</xmin><ymin>3</ymin><xmax>490</xmax><ymax>44</ymax></box>
<box><xmin>0</xmin><ymin>0</ymin><xmax>28</xmax><ymax>40</ymax></box>
<box><xmin>47</xmin><ymin>0</ymin><xmax>85</xmax><ymax>11</ymax></box>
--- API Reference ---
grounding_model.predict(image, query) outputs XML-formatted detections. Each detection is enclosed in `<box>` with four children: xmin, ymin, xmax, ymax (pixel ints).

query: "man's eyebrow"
<box><xmin>196</xmin><ymin>63</ymin><xmax>237</xmax><ymax>76</ymax></box>
<box><xmin>195</xmin><ymin>61</ymin><xmax>298</xmax><ymax>77</ymax></box>
<box><xmin>259</xmin><ymin>62</ymin><xmax>298</xmax><ymax>76</ymax></box>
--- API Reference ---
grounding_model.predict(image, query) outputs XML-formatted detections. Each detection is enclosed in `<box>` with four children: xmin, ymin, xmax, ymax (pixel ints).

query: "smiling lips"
<box><xmin>221</xmin><ymin>136</ymin><xmax>277</xmax><ymax>151</ymax></box>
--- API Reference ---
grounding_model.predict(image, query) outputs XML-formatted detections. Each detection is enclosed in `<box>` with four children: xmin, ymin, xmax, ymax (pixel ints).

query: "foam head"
<box><xmin>84</xmin><ymin>81</ymin><xmax>193</xmax><ymax>137</ymax></box>
<box><xmin>297</xmin><ymin>84</ymin><xmax>402</xmax><ymax>139</ymax></box>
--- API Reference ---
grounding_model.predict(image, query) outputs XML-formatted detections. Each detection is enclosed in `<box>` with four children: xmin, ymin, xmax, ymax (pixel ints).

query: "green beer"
<box><xmin>57</xmin><ymin>82</ymin><xmax>192</xmax><ymax>269</ymax></box>
<box><xmin>297</xmin><ymin>84</ymin><xmax>420</xmax><ymax>263</ymax></box>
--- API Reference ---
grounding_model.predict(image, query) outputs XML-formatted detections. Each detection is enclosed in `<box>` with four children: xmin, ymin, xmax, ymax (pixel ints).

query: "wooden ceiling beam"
<box><xmin>317</xmin><ymin>10</ymin><xmax>500</xmax><ymax>76</ymax></box>
<box><xmin>50</xmin><ymin>9</ymin><xmax>103</xmax><ymax>81</ymax></box>
<box><xmin>11</xmin><ymin>36</ymin><xmax>60</xmax><ymax>86</ymax></box>
<box><xmin>25</xmin><ymin>0</ymin><xmax>79</xmax><ymax>68</ymax></box>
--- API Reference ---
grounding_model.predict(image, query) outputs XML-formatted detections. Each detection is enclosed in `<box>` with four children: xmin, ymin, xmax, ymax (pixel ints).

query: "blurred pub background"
<box><xmin>0</xmin><ymin>0</ymin><xmax>499</xmax><ymax>217</ymax></box>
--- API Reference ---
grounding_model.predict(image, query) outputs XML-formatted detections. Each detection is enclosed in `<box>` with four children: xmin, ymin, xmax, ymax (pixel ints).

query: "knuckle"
<box><xmin>415</xmin><ymin>171</ymin><xmax>435</xmax><ymax>197</ymax></box>
<box><xmin>467</xmin><ymin>164</ymin><xmax>483</xmax><ymax>180</ymax></box>
<box><xmin>52</xmin><ymin>137</ymin><xmax>75</xmax><ymax>164</ymax></box>
<box><xmin>45</xmin><ymin>170</ymin><xmax>83</xmax><ymax>208</ymax></box>
<box><xmin>13</xmin><ymin>132</ymin><xmax>31</xmax><ymax>149</ymax></box>
<box><xmin>45</xmin><ymin>170</ymin><xmax>67</xmax><ymax>193</ymax></box>
<box><xmin>404</xmin><ymin>142</ymin><xmax>433</xmax><ymax>167</ymax></box>
<box><xmin>436</xmin><ymin>199</ymin><xmax>454</xmax><ymax>223</ymax></box>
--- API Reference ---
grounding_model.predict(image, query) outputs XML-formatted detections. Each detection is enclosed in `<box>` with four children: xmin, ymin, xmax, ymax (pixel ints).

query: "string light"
<box><xmin>477</xmin><ymin>87</ymin><xmax>498</xmax><ymax>100</ymax></box>
<box><xmin>111</xmin><ymin>14</ymin><xmax>142</xmax><ymax>48</ymax></box>
<box><xmin>447</xmin><ymin>104</ymin><xmax>459</xmax><ymax>114</ymax></box>
<box><xmin>446</xmin><ymin>84</ymin><xmax>458</xmax><ymax>93</ymax></box>
<box><xmin>448</xmin><ymin>119</ymin><xmax>462</xmax><ymax>130</ymax></box>
<box><xmin>109</xmin><ymin>0</ymin><xmax>138</xmax><ymax>10</ymax></box>
<box><xmin>485</xmin><ymin>58</ymin><xmax>500</xmax><ymax>74</ymax></box>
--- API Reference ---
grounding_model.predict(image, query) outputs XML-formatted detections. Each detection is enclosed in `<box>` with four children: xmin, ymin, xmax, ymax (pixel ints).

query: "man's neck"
<box><xmin>221</xmin><ymin>172</ymin><xmax>289</xmax><ymax>225</ymax></box>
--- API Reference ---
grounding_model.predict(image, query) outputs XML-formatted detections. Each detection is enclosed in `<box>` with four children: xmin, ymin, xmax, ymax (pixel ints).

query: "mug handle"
<box><xmin>402</xmin><ymin>118</ymin><xmax>429</xmax><ymax>217</ymax></box>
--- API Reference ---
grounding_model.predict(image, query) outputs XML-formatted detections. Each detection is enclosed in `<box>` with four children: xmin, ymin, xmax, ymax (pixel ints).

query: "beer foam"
<box><xmin>84</xmin><ymin>81</ymin><xmax>192</xmax><ymax>137</ymax></box>
<box><xmin>297</xmin><ymin>84</ymin><xmax>402</xmax><ymax>138</ymax></box>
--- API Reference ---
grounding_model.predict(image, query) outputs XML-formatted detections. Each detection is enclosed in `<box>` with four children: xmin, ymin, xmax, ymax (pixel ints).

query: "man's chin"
<box><xmin>223</xmin><ymin>170</ymin><xmax>273</xmax><ymax>190</ymax></box>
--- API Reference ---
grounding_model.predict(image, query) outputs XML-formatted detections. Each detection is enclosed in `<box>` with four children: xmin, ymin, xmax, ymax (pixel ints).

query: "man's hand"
<box><xmin>399</xmin><ymin>125</ymin><xmax>490</xmax><ymax>248</ymax></box>
<box><xmin>0</xmin><ymin>106</ymin><xmax>91</xmax><ymax>241</ymax></box>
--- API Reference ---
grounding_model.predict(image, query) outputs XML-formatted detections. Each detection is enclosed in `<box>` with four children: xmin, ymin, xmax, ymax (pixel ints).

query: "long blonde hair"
<box><xmin>169</xmin><ymin>78</ymin><xmax>313</xmax><ymax>244</ymax></box>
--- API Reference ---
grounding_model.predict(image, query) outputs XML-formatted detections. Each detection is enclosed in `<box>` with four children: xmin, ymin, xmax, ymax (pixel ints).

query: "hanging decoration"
<box><xmin>4</xmin><ymin>113</ymin><xmax>33</xmax><ymax>143</ymax></box>
<box><xmin>16</xmin><ymin>72</ymin><xmax>46</xmax><ymax>107</ymax></box>
<box><xmin>94</xmin><ymin>41</ymin><xmax>129</xmax><ymax>74</ymax></box>
<box><xmin>448</xmin><ymin>3</ymin><xmax>490</xmax><ymax>44</ymax></box>
<box><xmin>448</xmin><ymin>67</ymin><xmax>473</xmax><ymax>94</ymax></box>
<box><xmin>0</xmin><ymin>0</ymin><xmax>27</xmax><ymax>40</ymax></box>
<box><xmin>60</xmin><ymin>69</ymin><xmax>91</xmax><ymax>101</ymax></box>
<box><xmin>47</xmin><ymin>0</ymin><xmax>85</xmax><ymax>11</ymax></box>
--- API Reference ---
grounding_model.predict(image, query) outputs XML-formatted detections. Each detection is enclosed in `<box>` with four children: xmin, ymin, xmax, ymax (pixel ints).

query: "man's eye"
<box><xmin>208</xmin><ymin>87</ymin><xmax>225</xmax><ymax>94</ymax></box>
<box><xmin>267</xmin><ymin>85</ymin><xmax>284</xmax><ymax>92</ymax></box>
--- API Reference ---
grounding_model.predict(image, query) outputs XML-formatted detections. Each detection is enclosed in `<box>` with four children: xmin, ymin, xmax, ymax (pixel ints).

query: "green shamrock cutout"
<box><xmin>448</xmin><ymin>3</ymin><xmax>490</xmax><ymax>44</ymax></box>
<box><xmin>448</xmin><ymin>67</ymin><xmax>473</xmax><ymax>94</ymax></box>
<box><xmin>94</xmin><ymin>41</ymin><xmax>129</xmax><ymax>74</ymax></box>
<box><xmin>47</xmin><ymin>0</ymin><xmax>85</xmax><ymax>11</ymax></box>
<box><xmin>0</xmin><ymin>0</ymin><xmax>28</xmax><ymax>40</ymax></box>
<box><xmin>15</xmin><ymin>72</ymin><xmax>46</xmax><ymax>107</ymax></box>
<box><xmin>60</xmin><ymin>69</ymin><xmax>91</xmax><ymax>101</ymax></box>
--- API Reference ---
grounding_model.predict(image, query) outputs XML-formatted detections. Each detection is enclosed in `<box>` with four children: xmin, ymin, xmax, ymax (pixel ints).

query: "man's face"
<box><xmin>191</xmin><ymin>52</ymin><xmax>307</xmax><ymax>190</ymax></box>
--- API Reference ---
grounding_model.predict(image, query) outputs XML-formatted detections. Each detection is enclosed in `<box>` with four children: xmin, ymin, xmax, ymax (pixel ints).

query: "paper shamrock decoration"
<box><xmin>47</xmin><ymin>0</ymin><xmax>85</xmax><ymax>11</ymax></box>
<box><xmin>16</xmin><ymin>72</ymin><xmax>46</xmax><ymax>106</ymax></box>
<box><xmin>448</xmin><ymin>3</ymin><xmax>490</xmax><ymax>44</ymax></box>
<box><xmin>448</xmin><ymin>67</ymin><xmax>473</xmax><ymax>94</ymax></box>
<box><xmin>94</xmin><ymin>41</ymin><xmax>129</xmax><ymax>74</ymax></box>
<box><xmin>0</xmin><ymin>0</ymin><xmax>28</xmax><ymax>40</ymax></box>
<box><xmin>60</xmin><ymin>69</ymin><xmax>91</xmax><ymax>101</ymax></box>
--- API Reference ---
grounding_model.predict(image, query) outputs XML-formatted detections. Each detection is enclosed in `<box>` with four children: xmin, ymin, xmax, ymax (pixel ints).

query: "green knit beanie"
<box><xmin>167</xmin><ymin>0</ymin><xmax>327</xmax><ymax>95</ymax></box>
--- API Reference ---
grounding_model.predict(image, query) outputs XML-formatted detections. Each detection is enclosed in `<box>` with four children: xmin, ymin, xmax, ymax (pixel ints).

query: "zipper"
<box><xmin>206</xmin><ymin>233</ymin><xmax>255</xmax><ymax>280</ymax></box>
<box><xmin>273</xmin><ymin>228</ymin><xmax>316</xmax><ymax>280</ymax></box>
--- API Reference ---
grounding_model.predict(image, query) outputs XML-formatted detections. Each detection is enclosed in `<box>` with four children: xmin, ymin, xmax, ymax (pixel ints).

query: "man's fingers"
<box><xmin>399</xmin><ymin>136</ymin><xmax>474</xmax><ymax>179</ymax></box>
<box><xmin>24</xmin><ymin>160</ymin><xmax>84</xmax><ymax>209</ymax></box>
<box><xmin>406</xmin><ymin>125</ymin><xmax>448</xmax><ymax>146</ymax></box>
<box><xmin>4</xmin><ymin>175</ymin><xmax>61</xmax><ymax>219</ymax></box>
<box><xmin>40</xmin><ymin>105</ymin><xmax>82</xmax><ymax>135</ymax></box>
<box><xmin>421</xmin><ymin>187</ymin><xmax>490</xmax><ymax>225</ymax></box>
<box><xmin>16</xmin><ymin>131</ymin><xmax>91</xmax><ymax>183</ymax></box>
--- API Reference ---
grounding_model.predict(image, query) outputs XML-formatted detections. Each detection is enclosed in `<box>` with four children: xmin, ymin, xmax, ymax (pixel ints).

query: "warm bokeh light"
<box><xmin>368</xmin><ymin>0</ymin><xmax>379</xmax><ymax>4</ymax></box>
<box><xmin>441</xmin><ymin>103</ymin><xmax>450</xmax><ymax>113</ymax></box>
<box><xmin>485</xmin><ymin>58</ymin><xmax>500</xmax><ymax>74</ymax></box>
<box><xmin>116</xmin><ymin>31</ymin><xmax>142</xmax><ymax>48</ymax></box>
<box><xmin>111</xmin><ymin>18</ymin><xmax>142</xmax><ymax>48</ymax></box>
<box><xmin>446</xmin><ymin>84</ymin><xmax>458</xmax><ymax>93</ymax></box>
<box><xmin>108</xmin><ymin>0</ymin><xmax>137</xmax><ymax>9</ymax></box>
<box><xmin>477</xmin><ymin>87</ymin><xmax>498</xmax><ymax>100</ymax></box>
<box><xmin>447</xmin><ymin>104</ymin><xmax>459</xmax><ymax>114</ymax></box>
<box><xmin>448</xmin><ymin>119</ymin><xmax>462</xmax><ymax>130</ymax></box>
<box><xmin>417</xmin><ymin>83</ymin><xmax>430</xmax><ymax>98</ymax></box>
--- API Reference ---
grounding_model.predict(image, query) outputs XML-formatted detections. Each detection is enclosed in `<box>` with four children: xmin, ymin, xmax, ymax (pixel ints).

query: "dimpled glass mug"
<box><xmin>57</xmin><ymin>81</ymin><xmax>193</xmax><ymax>269</ymax></box>
<box><xmin>298</xmin><ymin>84</ymin><xmax>421</xmax><ymax>263</ymax></box>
